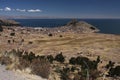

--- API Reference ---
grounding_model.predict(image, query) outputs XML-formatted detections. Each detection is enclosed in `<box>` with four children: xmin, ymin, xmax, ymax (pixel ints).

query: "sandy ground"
<box><xmin>0</xmin><ymin>64</ymin><xmax>47</xmax><ymax>80</ymax></box>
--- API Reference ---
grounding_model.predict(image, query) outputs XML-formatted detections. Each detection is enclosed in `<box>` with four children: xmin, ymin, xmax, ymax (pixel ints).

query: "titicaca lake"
<box><xmin>15</xmin><ymin>19</ymin><xmax>120</xmax><ymax>34</ymax></box>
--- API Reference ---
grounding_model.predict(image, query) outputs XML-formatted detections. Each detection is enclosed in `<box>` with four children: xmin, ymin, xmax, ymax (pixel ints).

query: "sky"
<box><xmin>0</xmin><ymin>0</ymin><xmax>120</xmax><ymax>19</ymax></box>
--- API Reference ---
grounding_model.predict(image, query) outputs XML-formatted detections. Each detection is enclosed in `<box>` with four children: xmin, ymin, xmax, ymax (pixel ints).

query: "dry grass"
<box><xmin>0</xmin><ymin>27</ymin><xmax>120</xmax><ymax>63</ymax></box>
<box><xmin>30</xmin><ymin>58</ymin><xmax>51</xmax><ymax>79</ymax></box>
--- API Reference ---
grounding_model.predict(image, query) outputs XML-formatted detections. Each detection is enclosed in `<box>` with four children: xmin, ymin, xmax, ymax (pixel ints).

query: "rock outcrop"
<box><xmin>45</xmin><ymin>19</ymin><xmax>100</xmax><ymax>34</ymax></box>
<box><xmin>0</xmin><ymin>19</ymin><xmax>20</xmax><ymax>26</ymax></box>
<box><xmin>64</xmin><ymin>19</ymin><xmax>99</xmax><ymax>33</ymax></box>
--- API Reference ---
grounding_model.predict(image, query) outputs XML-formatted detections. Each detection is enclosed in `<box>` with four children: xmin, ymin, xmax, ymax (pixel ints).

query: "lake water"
<box><xmin>14</xmin><ymin>19</ymin><xmax>120</xmax><ymax>34</ymax></box>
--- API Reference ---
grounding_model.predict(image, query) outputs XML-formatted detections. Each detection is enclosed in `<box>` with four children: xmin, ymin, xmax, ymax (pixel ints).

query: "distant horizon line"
<box><xmin>12</xmin><ymin>18</ymin><xmax>120</xmax><ymax>19</ymax></box>
<box><xmin>0</xmin><ymin>15</ymin><xmax>120</xmax><ymax>20</ymax></box>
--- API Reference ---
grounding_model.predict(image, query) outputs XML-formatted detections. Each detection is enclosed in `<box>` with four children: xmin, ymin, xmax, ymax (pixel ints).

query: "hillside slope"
<box><xmin>0</xmin><ymin>19</ymin><xmax>20</xmax><ymax>26</ymax></box>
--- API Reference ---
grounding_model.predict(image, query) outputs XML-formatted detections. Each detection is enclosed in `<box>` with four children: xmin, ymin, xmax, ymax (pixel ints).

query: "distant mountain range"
<box><xmin>0</xmin><ymin>15</ymin><xmax>69</xmax><ymax>19</ymax></box>
<box><xmin>1</xmin><ymin>15</ymin><xmax>119</xmax><ymax>19</ymax></box>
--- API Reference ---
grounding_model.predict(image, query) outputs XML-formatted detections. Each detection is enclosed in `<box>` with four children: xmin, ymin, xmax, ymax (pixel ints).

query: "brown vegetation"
<box><xmin>31</xmin><ymin>58</ymin><xmax>51</xmax><ymax>78</ymax></box>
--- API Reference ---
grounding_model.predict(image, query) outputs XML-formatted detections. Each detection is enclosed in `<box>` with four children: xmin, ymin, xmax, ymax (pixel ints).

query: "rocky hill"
<box><xmin>65</xmin><ymin>19</ymin><xmax>99</xmax><ymax>33</ymax></box>
<box><xmin>0</xmin><ymin>19</ymin><xmax>20</xmax><ymax>26</ymax></box>
<box><xmin>45</xmin><ymin>19</ymin><xmax>100</xmax><ymax>34</ymax></box>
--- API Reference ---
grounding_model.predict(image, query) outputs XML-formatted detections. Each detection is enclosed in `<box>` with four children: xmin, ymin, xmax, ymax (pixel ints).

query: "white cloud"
<box><xmin>0</xmin><ymin>7</ymin><xmax>42</xmax><ymax>13</ymax></box>
<box><xmin>27</xmin><ymin>9</ymin><xmax>42</xmax><ymax>12</ymax></box>
<box><xmin>16</xmin><ymin>9</ymin><xmax>26</xmax><ymax>12</ymax></box>
<box><xmin>0</xmin><ymin>9</ymin><xmax>3</xmax><ymax>11</ymax></box>
<box><xmin>5</xmin><ymin>7</ymin><xmax>11</xmax><ymax>11</ymax></box>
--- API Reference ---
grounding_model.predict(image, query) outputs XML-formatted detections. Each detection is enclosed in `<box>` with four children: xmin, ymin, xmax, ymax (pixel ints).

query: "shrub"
<box><xmin>0</xmin><ymin>56</ymin><xmax>12</xmax><ymax>65</ymax></box>
<box><xmin>12</xmin><ymin>39</ymin><xmax>15</xmax><ymax>43</ymax></box>
<box><xmin>75</xmin><ymin>56</ymin><xmax>99</xmax><ymax>70</ymax></box>
<box><xmin>76</xmin><ymin>56</ymin><xmax>89</xmax><ymax>65</ymax></box>
<box><xmin>73</xmin><ymin>74</ymin><xmax>81</xmax><ymax>80</ymax></box>
<box><xmin>10</xmin><ymin>32</ymin><xmax>15</xmax><ymax>36</ymax></box>
<box><xmin>105</xmin><ymin>61</ymin><xmax>115</xmax><ymax>69</ymax></box>
<box><xmin>80</xmin><ymin>69</ymin><xmax>100</xmax><ymax>80</ymax></box>
<box><xmin>47</xmin><ymin>55</ymin><xmax>54</xmax><ymax>63</ymax></box>
<box><xmin>48</xmin><ymin>33</ymin><xmax>53</xmax><ymax>37</ymax></box>
<box><xmin>28</xmin><ymin>41</ymin><xmax>33</xmax><ymax>44</ymax></box>
<box><xmin>55</xmin><ymin>52</ymin><xmax>65</xmax><ymax>63</ymax></box>
<box><xmin>59</xmin><ymin>35</ymin><xmax>63</xmax><ymax>37</ymax></box>
<box><xmin>59</xmin><ymin>68</ymin><xmax>70</xmax><ymax>80</ymax></box>
<box><xmin>22</xmin><ymin>52</ymin><xmax>29</xmax><ymax>60</ymax></box>
<box><xmin>30</xmin><ymin>58</ymin><xmax>51</xmax><ymax>79</ymax></box>
<box><xmin>28</xmin><ymin>52</ymin><xmax>35</xmax><ymax>62</ymax></box>
<box><xmin>18</xmin><ymin>58</ymin><xmax>30</xmax><ymax>70</ymax></box>
<box><xmin>96</xmin><ymin>56</ymin><xmax>100</xmax><ymax>63</ymax></box>
<box><xmin>91</xmin><ymin>61</ymin><xmax>98</xmax><ymax>69</ymax></box>
<box><xmin>63</xmin><ymin>67</ymin><xmax>70</xmax><ymax>73</ymax></box>
<box><xmin>16</xmin><ymin>49</ymin><xmax>23</xmax><ymax>57</ymax></box>
<box><xmin>8</xmin><ymin>40</ymin><xmax>11</xmax><ymax>44</ymax></box>
<box><xmin>69</xmin><ymin>57</ymin><xmax>76</xmax><ymax>65</ymax></box>
<box><xmin>71</xmin><ymin>66</ymin><xmax>77</xmax><ymax>72</ymax></box>
<box><xmin>0</xmin><ymin>25</ymin><xmax>3</xmax><ymax>32</ymax></box>
<box><xmin>60</xmin><ymin>72</ymin><xmax>69</xmax><ymax>80</ymax></box>
<box><xmin>37</xmin><ymin>55</ymin><xmax>46</xmax><ymax>59</ymax></box>
<box><xmin>113</xmin><ymin>66</ymin><xmax>120</xmax><ymax>76</ymax></box>
<box><xmin>109</xmin><ymin>66</ymin><xmax>120</xmax><ymax>77</ymax></box>
<box><xmin>21</xmin><ymin>39</ymin><xmax>24</xmax><ymax>42</ymax></box>
<box><xmin>89</xmin><ymin>70</ymin><xmax>101</xmax><ymax>80</ymax></box>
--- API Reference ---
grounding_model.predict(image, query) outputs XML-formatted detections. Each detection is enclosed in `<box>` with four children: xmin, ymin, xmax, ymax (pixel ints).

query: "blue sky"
<box><xmin>0</xmin><ymin>0</ymin><xmax>120</xmax><ymax>19</ymax></box>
